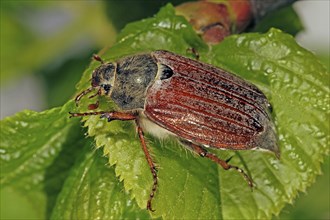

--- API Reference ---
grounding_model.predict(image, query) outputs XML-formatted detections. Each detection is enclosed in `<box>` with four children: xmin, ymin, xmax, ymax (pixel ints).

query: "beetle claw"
<box><xmin>225</xmin><ymin>156</ymin><xmax>234</xmax><ymax>163</ymax></box>
<box><xmin>100</xmin><ymin>113</ymin><xmax>113</xmax><ymax>122</ymax></box>
<box><xmin>147</xmin><ymin>201</ymin><xmax>155</xmax><ymax>212</ymax></box>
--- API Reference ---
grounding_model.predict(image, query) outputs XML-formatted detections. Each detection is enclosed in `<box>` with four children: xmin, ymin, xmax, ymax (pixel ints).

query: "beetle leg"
<box><xmin>184</xmin><ymin>142</ymin><xmax>254</xmax><ymax>188</ymax></box>
<box><xmin>186</xmin><ymin>48</ymin><xmax>200</xmax><ymax>60</ymax></box>
<box><xmin>99</xmin><ymin>112</ymin><xmax>136</xmax><ymax>122</ymax></box>
<box><xmin>74</xmin><ymin>87</ymin><xmax>94</xmax><ymax>106</ymax></box>
<box><xmin>135</xmin><ymin>120</ymin><xmax>158</xmax><ymax>212</ymax></box>
<box><xmin>69</xmin><ymin>111</ymin><xmax>158</xmax><ymax>211</ymax></box>
<box><xmin>88</xmin><ymin>101</ymin><xmax>100</xmax><ymax>110</ymax></box>
<box><xmin>69</xmin><ymin>111</ymin><xmax>136</xmax><ymax>121</ymax></box>
<box><xmin>225</xmin><ymin>155</ymin><xmax>233</xmax><ymax>163</ymax></box>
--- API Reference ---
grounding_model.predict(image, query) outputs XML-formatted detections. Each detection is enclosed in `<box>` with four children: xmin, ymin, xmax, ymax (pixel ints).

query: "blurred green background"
<box><xmin>1</xmin><ymin>1</ymin><xmax>329</xmax><ymax>219</ymax></box>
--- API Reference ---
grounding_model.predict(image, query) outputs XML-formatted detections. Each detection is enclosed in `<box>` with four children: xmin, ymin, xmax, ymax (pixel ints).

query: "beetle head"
<box><xmin>91</xmin><ymin>62</ymin><xmax>116</xmax><ymax>95</ymax></box>
<box><xmin>74</xmin><ymin>55</ymin><xmax>116</xmax><ymax>106</ymax></box>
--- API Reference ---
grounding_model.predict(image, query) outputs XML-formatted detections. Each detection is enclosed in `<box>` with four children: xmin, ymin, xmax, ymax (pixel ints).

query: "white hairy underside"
<box><xmin>138</xmin><ymin>112</ymin><xmax>175</xmax><ymax>139</ymax></box>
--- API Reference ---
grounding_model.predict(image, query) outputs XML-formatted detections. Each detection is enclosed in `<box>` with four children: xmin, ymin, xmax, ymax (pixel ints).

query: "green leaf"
<box><xmin>51</xmin><ymin>139</ymin><xmax>149</xmax><ymax>219</ymax></box>
<box><xmin>209</xmin><ymin>28</ymin><xmax>329</xmax><ymax>219</ymax></box>
<box><xmin>276</xmin><ymin>157</ymin><xmax>329</xmax><ymax>219</ymax></box>
<box><xmin>0</xmin><ymin>101</ymin><xmax>82</xmax><ymax>218</ymax></box>
<box><xmin>75</xmin><ymin>4</ymin><xmax>210</xmax><ymax>215</ymax></box>
<box><xmin>2</xmin><ymin>3</ymin><xmax>327</xmax><ymax>220</ymax></box>
<box><xmin>72</xmin><ymin>4</ymin><xmax>328</xmax><ymax>219</ymax></box>
<box><xmin>0</xmin><ymin>101</ymin><xmax>150</xmax><ymax>219</ymax></box>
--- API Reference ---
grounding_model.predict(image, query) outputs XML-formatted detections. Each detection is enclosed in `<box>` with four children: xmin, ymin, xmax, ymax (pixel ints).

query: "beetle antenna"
<box><xmin>93</xmin><ymin>54</ymin><xmax>104</xmax><ymax>64</ymax></box>
<box><xmin>88</xmin><ymin>88</ymin><xmax>101</xmax><ymax>99</ymax></box>
<box><xmin>74</xmin><ymin>87</ymin><xmax>94</xmax><ymax>106</ymax></box>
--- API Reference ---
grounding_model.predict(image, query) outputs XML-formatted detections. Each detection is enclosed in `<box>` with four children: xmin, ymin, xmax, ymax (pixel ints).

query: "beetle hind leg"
<box><xmin>181</xmin><ymin>141</ymin><xmax>254</xmax><ymax>188</ymax></box>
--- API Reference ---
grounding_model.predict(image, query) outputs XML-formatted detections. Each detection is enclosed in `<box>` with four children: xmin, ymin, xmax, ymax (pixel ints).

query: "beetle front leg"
<box><xmin>70</xmin><ymin>111</ymin><xmax>158</xmax><ymax>211</ymax></box>
<box><xmin>69</xmin><ymin>111</ymin><xmax>136</xmax><ymax>121</ymax></box>
<box><xmin>183</xmin><ymin>141</ymin><xmax>254</xmax><ymax>188</ymax></box>
<box><xmin>135</xmin><ymin>120</ymin><xmax>158</xmax><ymax>212</ymax></box>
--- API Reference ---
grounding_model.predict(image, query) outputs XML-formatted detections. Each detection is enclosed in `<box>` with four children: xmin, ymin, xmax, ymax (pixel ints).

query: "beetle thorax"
<box><xmin>111</xmin><ymin>54</ymin><xmax>158</xmax><ymax>110</ymax></box>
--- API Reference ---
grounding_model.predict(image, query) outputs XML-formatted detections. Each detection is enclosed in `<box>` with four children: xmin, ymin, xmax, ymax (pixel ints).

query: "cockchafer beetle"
<box><xmin>70</xmin><ymin>50</ymin><xmax>279</xmax><ymax>211</ymax></box>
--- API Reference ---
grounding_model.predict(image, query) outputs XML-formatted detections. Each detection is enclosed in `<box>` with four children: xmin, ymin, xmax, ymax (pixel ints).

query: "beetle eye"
<box><xmin>101</xmin><ymin>84</ymin><xmax>111</xmax><ymax>94</ymax></box>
